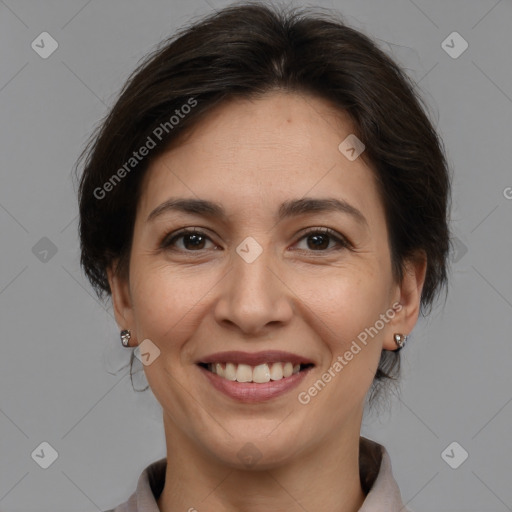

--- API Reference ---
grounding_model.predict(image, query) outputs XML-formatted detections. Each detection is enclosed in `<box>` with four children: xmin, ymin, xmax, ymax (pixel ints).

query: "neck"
<box><xmin>157</xmin><ymin>412</ymin><xmax>367</xmax><ymax>512</ymax></box>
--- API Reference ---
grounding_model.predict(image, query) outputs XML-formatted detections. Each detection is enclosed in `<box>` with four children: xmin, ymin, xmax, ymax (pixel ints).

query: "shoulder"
<box><xmin>101</xmin><ymin>457</ymin><xmax>166</xmax><ymax>512</ymax></box>
<box><xmin>359</xmin><ymin>436</ymin><xmax>411</xmax><ymax>511</ymax></box>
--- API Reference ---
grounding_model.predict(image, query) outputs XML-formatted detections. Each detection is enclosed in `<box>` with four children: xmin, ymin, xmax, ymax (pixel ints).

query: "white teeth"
<box><xmin>253</xmin><ymin>364</ymin><xmax>271</xmax><ymax>383</ymax></box>
<box><xmin>206</xmin><ymin>361</ymin><xmax>307</xmax><ymax>383</ymax></box>
<box><xmin>269</xmin><ymin>363</ymin><xmax>283</xmax><ymax>380</ymax></box>
<box><xmin>215</xmin><ymin>363</ymin><xmax>225</xmax><ymax>378</ymax></box>
<box><xmin>224</xmin><ymin>362</ymin><xmax>237</xmax><ymax>381</ymax></box>
<box><xmin>235</xmin><ymin>363</ymin><xmax>253</xmax><ymax>382</ymax></box>
<box><xmin>283</xmin><ymin>362</ymin><xmax>293</xmax><ymax>378</ymax></box>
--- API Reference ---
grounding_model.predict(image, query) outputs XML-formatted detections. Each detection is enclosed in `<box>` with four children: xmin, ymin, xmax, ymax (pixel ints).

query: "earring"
<box><xmin>393</xmin><ymin>333</ymin><xmax>408</xmax><ymax>350</ymax></box>
<box><xmin>120</xmin><ymin>329</ymin><xmax>131</xmax><ymax>347</ymax></box>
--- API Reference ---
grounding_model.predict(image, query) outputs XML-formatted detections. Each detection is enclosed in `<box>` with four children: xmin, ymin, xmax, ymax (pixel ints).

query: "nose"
<box><xmin>213</xmin><ymin>242</ymin><xmax>294</xmax><ymax>336</ymax></box>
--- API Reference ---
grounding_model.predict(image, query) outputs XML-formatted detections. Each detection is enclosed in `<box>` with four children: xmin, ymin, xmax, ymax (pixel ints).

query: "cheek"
<box><xmin>309</xmin><ymin>281</ymin><xmax>388</xmax><ymax>410</ymax></box>
<box><xmin>308</xmin><ymin>268</ymin><xmax>390</xmax><ymax>368</ymax></box>
<box><xmin>129</xmin><ymin>256</ymin><xmax>238</xmax><ymax>357</ymax></box>
<box><xmin>129</xmin><ymin>262</ymin><xmax>205</xmax><ymax>343</ymax></box>
<box><xmin>299</xmin><ymin>261</ymin><xmax>387</xmax><ymax>325</ymax></box>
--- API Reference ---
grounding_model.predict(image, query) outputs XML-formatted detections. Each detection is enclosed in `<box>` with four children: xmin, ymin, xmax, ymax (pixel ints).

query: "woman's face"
<box><xmin>108</xmin><ymin>91</ymin><xmax>425</xmax><ymax>468</ymax></box>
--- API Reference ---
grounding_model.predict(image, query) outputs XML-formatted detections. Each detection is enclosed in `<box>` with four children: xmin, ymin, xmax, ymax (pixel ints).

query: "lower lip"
<box><xmin>198</xmin><ymin>365</ymin><xmax>313</xmax><ymax>403</ymax></box>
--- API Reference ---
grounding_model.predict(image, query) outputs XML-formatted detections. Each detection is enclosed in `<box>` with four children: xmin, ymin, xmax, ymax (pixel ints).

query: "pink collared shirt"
<box><xmin>107</xmin><ymin>437</ymin><xmax>411</xmax><ymax>512</ymax></box>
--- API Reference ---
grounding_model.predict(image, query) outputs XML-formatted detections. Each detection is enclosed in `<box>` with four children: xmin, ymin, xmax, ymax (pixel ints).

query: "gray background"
<box><xmin>1</xmin><ymin>0</ymin><xmax>511</xmax><ymax>511</ymax></box>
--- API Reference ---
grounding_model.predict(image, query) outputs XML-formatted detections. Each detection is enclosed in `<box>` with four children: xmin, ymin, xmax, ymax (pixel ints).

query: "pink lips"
<box><xmin>197</xmin><ymin>350</ymin><xmax>314</xmax><ymax>366</ymax></box>
<box><xmin>198</xmin><ymin>364</ymin><xmax>313</xmax><ymax>402</ymax></box>
<box><xmin>196</xmin><ymin>350</ymin><xmax>315</xmax><ymax>403</ymax></box>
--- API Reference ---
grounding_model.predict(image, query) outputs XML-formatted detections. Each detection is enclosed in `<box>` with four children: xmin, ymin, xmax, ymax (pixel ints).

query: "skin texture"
<box><xmin>107</xmin><ymin>91</ymin><xmax>427</xmax><ymax>512</ymax></box>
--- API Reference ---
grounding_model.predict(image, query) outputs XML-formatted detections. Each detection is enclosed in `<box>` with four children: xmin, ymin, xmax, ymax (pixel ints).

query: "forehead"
<box><xmin>137</xmin><ymin>91</ymin><xmax>382</xmax><ymax>223</ymax></box>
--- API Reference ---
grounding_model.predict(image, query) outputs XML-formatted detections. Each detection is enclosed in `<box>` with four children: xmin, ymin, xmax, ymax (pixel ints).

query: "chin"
<box><xmin>206</xmin><ymin>429</ymin><xmax>305</xmax><ymax>470</ymax></box>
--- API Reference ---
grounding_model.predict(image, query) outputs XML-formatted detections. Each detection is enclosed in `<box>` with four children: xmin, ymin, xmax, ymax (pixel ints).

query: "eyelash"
<box><xmin>159</xmin><ymin>227</ymin><xmax>351</xmax><ymax>253</ymax></box>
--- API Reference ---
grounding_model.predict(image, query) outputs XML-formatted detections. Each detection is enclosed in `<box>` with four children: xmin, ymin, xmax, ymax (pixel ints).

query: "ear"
<box><xmin>107</xmin><ymin>259</ymin><xmax>136</xmax><ymax>346</ymax></box>
<box><xmin>382</xmin><ymin>250</ymin><xmax>427</xmax><ymax>351</ymax></box>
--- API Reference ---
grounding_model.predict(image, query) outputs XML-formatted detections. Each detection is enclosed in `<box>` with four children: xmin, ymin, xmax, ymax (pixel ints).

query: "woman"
<box><xmin>76</xmin><ymin>2</ymin><xmax>451</xmax><ymax>511</ymax></box>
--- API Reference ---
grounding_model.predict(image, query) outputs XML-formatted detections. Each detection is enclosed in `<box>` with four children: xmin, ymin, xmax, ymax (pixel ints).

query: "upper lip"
<box><xmin>197</xmin><ymin>350</ymin><xmax>314</xmax><ymax>366</ymax></box>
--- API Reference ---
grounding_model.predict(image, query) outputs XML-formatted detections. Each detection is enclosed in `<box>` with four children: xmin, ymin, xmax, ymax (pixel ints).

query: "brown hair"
<box><xmin>75</xmin><ymin>1</ymin><xmax>452</xmax><ymax>404</ymax></box>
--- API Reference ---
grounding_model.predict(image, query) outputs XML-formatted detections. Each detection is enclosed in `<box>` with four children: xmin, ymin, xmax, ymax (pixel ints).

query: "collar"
<box><xmin>111</xmin><ymin>437</ymin><xmax>410</xmax><ymax>512</ymax></box>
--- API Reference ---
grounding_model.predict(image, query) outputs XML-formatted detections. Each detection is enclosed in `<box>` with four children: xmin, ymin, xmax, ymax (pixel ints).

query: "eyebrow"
<box><xmin>147</xmin><ymin>196</ymin><xmax>368</xmax><ymax>227</ymax></box>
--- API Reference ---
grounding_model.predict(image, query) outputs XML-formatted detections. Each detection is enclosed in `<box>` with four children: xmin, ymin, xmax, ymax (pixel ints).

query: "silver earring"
<box><xmin>120</xmin><ymin>329</ymin><xmax>131</xmax><ymax>347</ymax></box>
<box><xmin>393</xmin><ymin>333</ymin><xmax>408</xmax><ymax>350</ymax></box>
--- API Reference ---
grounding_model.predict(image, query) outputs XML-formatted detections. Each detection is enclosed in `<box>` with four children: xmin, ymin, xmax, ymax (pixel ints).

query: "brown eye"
<box><xmin>161</xmin><ymin>229</ymin><xmax>215</xmax><ymax>251</ymax></box>
<box><xmin>306</xmin><ymin>233</ymin><xmax>330</xmax><ymax>250</ymax></box>
<box><xmin>294</xmin><ymin>228</ymin><xmax>350</xmax><ymax>252</ymax></box>
<box><xmin>159</xmin><ymin>227</ymin><xmax>350</xmax><ymax>253</ymax></box>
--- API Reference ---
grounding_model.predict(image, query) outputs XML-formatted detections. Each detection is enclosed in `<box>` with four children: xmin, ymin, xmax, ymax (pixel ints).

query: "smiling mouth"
<box><xmin>197</xmin><ymin>362</ymin><xmax>315</xmax><ymax>384</ymax></box>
